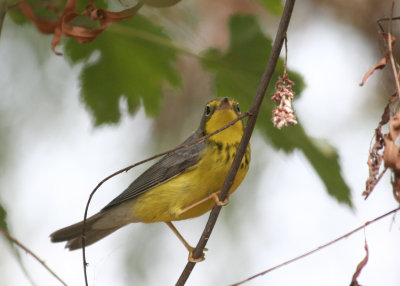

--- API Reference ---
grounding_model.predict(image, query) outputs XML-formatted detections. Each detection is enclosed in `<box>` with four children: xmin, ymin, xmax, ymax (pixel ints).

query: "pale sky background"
<box><xmin>0</xmin><ymin>2</ymin><xmax>400</xmax><ymax>286</ymax></box>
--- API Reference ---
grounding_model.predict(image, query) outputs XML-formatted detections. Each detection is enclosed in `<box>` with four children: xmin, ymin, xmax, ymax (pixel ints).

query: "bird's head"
<box><xmin>200</xmin><ymin>97</ymin><xmax>244</xmax><ymax>143</ymax></box>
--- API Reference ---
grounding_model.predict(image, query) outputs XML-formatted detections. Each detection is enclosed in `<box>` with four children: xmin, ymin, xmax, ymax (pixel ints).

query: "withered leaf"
<box><xmin>384</xmin><ymin>115</ymin><xmax>400</xmax><ymax>171</ymax></box>
<box><xmin>360</xmin><ymin>32</ymin><xmax>395</xmax><ymax>86</ymax></box>
<box><xmin>19</xmin><ymin>0</ymin><xmax>144</xmax><ymax>54</ymax></box>
<box><xmin>349</xmin><ymin>238</ymin><xmax>369</xmax><ymax>286</ymax></box>
<box><xmin>392</xmin><ymin>174</ymin><xmax>400</xmax><ymax>203</ymax></box>
<box><xmin>360</xmin><ymin>56</ymin><xmax>388</xmax><ymax>86</ymax></box>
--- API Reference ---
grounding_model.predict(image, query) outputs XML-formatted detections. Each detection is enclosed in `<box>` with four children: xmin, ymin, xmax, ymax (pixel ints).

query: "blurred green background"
<box><xmin>0</xmin><ymin>0</ymin><xmax>399</xmax><ymax>285</ymax></box>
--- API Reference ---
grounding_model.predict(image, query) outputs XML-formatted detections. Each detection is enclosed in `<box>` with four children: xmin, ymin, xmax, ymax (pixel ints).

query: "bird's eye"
<box><xmin>236</xmin><ymin>104</ymin><xmax>241</xmax><ymax>113</ymax></box>
<box><xmin>205</xmin><ymin>105</ymin><xmax>211</xmax><ymax>116</ymax></box>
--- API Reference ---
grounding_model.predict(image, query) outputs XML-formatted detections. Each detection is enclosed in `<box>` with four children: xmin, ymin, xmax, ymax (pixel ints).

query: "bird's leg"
<box><xmin>178</xmin><ymin>191</ymin><xmax>229</xmax><ymax>216</ymax></box>
<box><xmin>165</xmin><ymin>222</ymin><xmax>206</xmax><ymax>262</ymax></box>
<box><xmin>165</xmin><ymin>191</ymin><xmax>229</xmax><ymax>262</ymax></box>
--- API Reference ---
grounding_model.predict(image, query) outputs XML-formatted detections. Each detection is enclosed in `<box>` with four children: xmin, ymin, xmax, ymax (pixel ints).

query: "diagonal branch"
<box><xmin>231</xmin><ymin>207</ymin><xmax>400</xmax><ymax>286</ymax></box>
<box><xmin>175</xmin><ymin>0</ymin><xmax>297</xmax><ymax>285</ymax></box>
<box><xmin>0</xmin><ymin>226</ymin><xmax>67</xmax><ymax>286</ymax></box>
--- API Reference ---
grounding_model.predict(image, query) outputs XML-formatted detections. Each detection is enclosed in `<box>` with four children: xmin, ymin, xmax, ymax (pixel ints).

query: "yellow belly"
<box><xmin>132</xmin><ymin>144</ymin><xmax>250</xmax><ymax>223</ymax></box>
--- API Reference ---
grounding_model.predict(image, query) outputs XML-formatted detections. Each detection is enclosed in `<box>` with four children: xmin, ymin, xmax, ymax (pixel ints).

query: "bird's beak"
<box><xmin>217</xmin><ymin>97</ymin><xmax>232</xmax><ymax>111</ymax></box>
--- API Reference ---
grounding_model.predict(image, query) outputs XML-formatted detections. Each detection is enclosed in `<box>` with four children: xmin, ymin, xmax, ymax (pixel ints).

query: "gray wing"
<box><xmin>102</xmin><ymin>130</ymin><xmax>205</xmax><ymax>211</ymax></box>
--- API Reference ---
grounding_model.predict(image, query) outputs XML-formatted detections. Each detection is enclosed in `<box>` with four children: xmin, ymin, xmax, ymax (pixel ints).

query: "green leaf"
<box><xmin>0</xmin><ymin>203</ymin><xmax>13</xmax><ymax>248</ymax></box>
<box><xmin>0</xmin><ymin>204</ymin><xmax>7</xmax><ymax>232</ymax></box>
<box><xmin>65</xmin><ymin>14</ymin><xmax>180</xmax><ymax>125</ymax></box>
<box><xmin>201</xmin><ymin>14</ymin><xmax>352</xmax><ymax>206</ymax></box>
<box><xmin>8</xmin><ymin>1</ymin><xmax>30</xmax><ymax>25</ymax></box>
<box><xmin>257</xmin><ymin>0</ymin><xmax>284</xmax><ymax>15</ymax></box>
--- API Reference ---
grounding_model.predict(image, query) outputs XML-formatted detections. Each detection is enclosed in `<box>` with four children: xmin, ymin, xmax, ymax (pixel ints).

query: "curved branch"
<box><xmin>175</xmin><ymin>0</ymin><xmax>297</xmax><ymax>285</ymax></box>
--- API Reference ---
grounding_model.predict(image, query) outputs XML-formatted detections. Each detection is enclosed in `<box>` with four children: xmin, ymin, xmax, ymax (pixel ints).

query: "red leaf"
<box><xmin>18</xmin><ymin>1</ymin><xmax>57</xmax><ymax>34</ymax></box>
<box><xmin>52</xmin><ymin>0</ymin><xmax>78</xmax><ymax>54</ymax></box>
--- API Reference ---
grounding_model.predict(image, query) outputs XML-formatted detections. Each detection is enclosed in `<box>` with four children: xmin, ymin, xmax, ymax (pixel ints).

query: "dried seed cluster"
<box><xmin>271</xmin><ymin>75</ymin><xmax>297</xmax><ymax>129</ymax></box>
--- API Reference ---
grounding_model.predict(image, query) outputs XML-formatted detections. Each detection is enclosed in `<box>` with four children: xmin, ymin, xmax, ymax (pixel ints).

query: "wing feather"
<box><xmin>102</xmin><ymin>130</ymin><xmax>205</xmax><ymax>210</ymax></box>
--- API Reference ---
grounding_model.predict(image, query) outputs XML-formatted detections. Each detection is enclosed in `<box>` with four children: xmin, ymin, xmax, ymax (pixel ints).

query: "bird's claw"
<box><xmin>188</xmin><ymin>246</ymin><xmax>208</xmax><ymax>263</ymax></box>
<box><xmin>211</xmin><ymin>192</ymin><xmax>229</xmax><ymax>206</ymax></box>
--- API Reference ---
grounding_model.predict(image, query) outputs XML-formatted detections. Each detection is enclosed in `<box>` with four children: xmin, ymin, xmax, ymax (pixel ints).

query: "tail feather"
<box><xmin>51</xmin><ymin>213</ymin><xmax>100</xmax><ymax>242</ymax></box>
<box><xmin>65</xmin><ymin>227</ymin><xmax>121</xmax><ymax>250</ymax></box>
<box><xmin>50</xmin><ymin>211</ymin><xmax>126</xmax><ymax>250</ymax></box>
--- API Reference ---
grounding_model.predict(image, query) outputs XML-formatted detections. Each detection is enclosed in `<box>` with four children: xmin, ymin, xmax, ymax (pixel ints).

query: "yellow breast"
<box><xmin>174</xmin><ymin>142</ymin><xmax>250</xmax><ymax>220</ymax></box>
<box><xmin>132</xmin><ymin>142</ymin><xmax>250</xmax><ymax>223</ymax></box>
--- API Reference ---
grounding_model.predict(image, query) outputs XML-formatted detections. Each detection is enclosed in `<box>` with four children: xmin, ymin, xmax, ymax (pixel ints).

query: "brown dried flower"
<box><xmin>271</xmin><ymin>74</ymin><xmax>297</xmax><ymax>129</ymax></box>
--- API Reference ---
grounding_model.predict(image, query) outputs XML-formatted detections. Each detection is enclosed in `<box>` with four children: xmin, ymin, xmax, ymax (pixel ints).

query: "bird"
<box><xmin>50</xmin><ymin>97</ymin><xmax>251</xmax><ymax>262</ymax></box>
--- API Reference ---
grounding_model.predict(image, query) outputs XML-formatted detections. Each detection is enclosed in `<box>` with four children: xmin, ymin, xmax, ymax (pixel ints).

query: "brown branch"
<box><xmin>231</xmin><ymin>207</ymin><xmax>400</xmax><ymax>286</ymax></box>
<box><xmin>0</xmin><ymin>226</ymin><xmax>68</xmax><ymax>286</ymax></box>
<box><xmin>81</xmin><ymin>111</ymin><xmax>250</xmax><ymax>286</ymax></box>
<box><xmin>175</xmin><ymin>0</ymin><xmax>297</xmax><ymax>285</ymax></box>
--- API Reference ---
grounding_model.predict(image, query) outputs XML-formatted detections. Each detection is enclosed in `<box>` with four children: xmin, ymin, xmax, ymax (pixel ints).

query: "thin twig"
<box><xmin>377</xmin><ymin>16</ymin><xmax>400</xmax><ymax>33</ymax></box>
<box><xmin>81</xmin><ymin>111</ymin><xmax>250</xmax><ymax>286</ymax></box>
<box><xmin>0</xmin><ymin>226</ymin><xmax>68</xmax><ymax>286</ymax></box>
<box><xmin>1</xmin><ymin>224</ymin><xmax>38</xmax><ymax>286</ymax></box>
<box><xmin>176</xmin><ymin>0</ymin><xmax>296</xmax><ymax>285</ymax></box>
<box><xmin>231</xmin><ymin>207</ymin><xmax>400</xmax><ymax>286</ymax></box>
<box><xmin>283</xmin><ymin>34</ymin><xmax>288</xmax><ymax>75</ymax></box>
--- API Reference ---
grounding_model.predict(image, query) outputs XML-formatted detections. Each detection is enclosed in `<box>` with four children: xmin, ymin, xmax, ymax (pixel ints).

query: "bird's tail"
<box><xmin>50</xmin><ymin>210</ymin><xmax>128</xmax><ymax>250</ymax></box>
